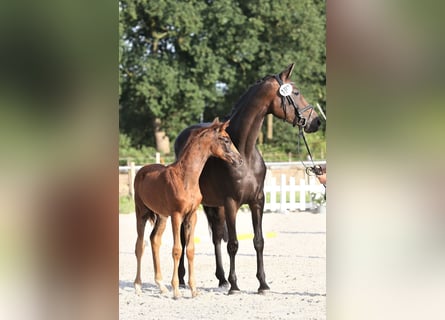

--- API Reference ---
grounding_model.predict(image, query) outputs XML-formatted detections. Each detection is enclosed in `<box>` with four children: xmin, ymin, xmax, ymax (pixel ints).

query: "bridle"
<box><xmin>274</xmin><ymin>74</ymin><xmax>326</xmax><ymax>189</ymax></box>
<box><xmin>273</xmin><ymin>74</ymin><xmax>314</xmax><ymax>127</ymax></box>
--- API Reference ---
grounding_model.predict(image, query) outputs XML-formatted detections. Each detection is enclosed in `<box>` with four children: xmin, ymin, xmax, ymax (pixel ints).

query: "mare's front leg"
<box><xmin>204</xmin><ymin>206</ymin><xmax>229</xmax><ymax>287</ymax></box>
<box><xmin>150</xmin><ymin>214</ymin><xmax>168</xmax><ymax>294</ymax></box>
<box><xmin>183</xmin><ymin>210</ymin><xmax>198</xmax><ymax>297</ymax></box>
<box><xmin>249</xmin><ymin>194</ymin><xmax>270</xmax><ymax>294</ymax></box>
<box><xmin>225</xmin><ymin>199</ymin><xmax>241</xmax><ymax>294</ymax></box>
<box><xmin>178</xmin><ymin>223</ymin><xmax>187</xmax><ymax>288</ymax></box>
<box><xmin>171</xmin><ymin>213</ymin><xmax>184</xmax><ymax>299</ymax></box>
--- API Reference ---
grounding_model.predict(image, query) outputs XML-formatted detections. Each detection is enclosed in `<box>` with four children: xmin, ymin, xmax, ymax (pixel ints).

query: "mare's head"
<box><xmin>266</xmin><ymin>63</ymin><xmax>321</xmax><ymax>133</ymax></box>
<box><xmin>198</xmin><ymin>118</ymin><xmax>243</xmax><ymax>166</ymax></box>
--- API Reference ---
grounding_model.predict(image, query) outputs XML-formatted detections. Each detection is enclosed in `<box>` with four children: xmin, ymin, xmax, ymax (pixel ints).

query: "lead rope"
<box><xmin>298</xmin><ymin>126</ymin><xmax>326</xmax><ymax>189</ymax></box>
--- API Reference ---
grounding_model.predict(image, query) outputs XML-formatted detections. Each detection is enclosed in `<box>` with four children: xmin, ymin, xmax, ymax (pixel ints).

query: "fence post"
<box><xmin>289</xmin><ymin>177</ymin><xmax>296</xmax><ymax>211</ymax></box>
<box><xmin>155</xmin><ymin>152</ymin><xmax>161</xmax><ymax>164</ymax></box>
<box><xmin>129</xmin><ymin>161</ymin><xmax>136</xmax><ymax>198</ymax></box>
<box><xmin>280</xmin><ymin>174</ymin><xmax>286</xmax><ymax>213</ymax></box>
<box><xmin>299</xmin><ymin>178</ymin><xmax>306</xmax><ymax>211</ymax></box>
<box><xmin>270</xmin><ymin>177</ymin><xmax>277</xmax><ymax>212</ymax></box>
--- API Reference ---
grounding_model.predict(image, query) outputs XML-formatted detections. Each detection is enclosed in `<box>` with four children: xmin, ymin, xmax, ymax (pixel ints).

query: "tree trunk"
<box><xmin>154</xmin><ymin>118</ymin><xmax>170</xmax><ymax>154</ymax></box>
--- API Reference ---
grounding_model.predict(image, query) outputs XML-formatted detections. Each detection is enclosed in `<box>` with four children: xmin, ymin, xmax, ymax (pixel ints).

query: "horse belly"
<box><xmin>199</xmin><ymin>169</ymin><xmax>260</xmax><ymax>206</ymax></box>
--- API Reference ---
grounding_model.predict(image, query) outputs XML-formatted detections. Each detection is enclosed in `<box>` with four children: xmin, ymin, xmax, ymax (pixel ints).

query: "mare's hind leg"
<box><xmin>134</xmin><ymin>205</ymin><xmax>148</xmax><ymax>295</ymax></box>
<box><xmin>204</xmin><ymin>206</ymin><xmax>229</xmax><ymax>287</ymax></box>
<box><xmin>183</xmin><ymin>210</ymin><xmax>198</xmax><ymax>297</ymax></box>
<box><xmin>150</xmin><ymin>214</ymin><xmax>169</xmax><ymax>294</ymax></box>
<box><xmin>249</xmin><ymin>196</ymin><xmax>270</xmax><ymax>294</ymax></box>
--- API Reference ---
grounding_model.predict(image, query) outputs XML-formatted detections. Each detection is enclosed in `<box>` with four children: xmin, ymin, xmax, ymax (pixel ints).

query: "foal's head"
<box><xmin>200</xmin><ymin>118</ymin><xmax>243</xmax><ymax>167</ymax></box>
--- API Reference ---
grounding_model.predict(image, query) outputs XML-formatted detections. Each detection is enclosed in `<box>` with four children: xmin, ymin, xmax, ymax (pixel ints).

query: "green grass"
<box><xmin>119</xmin><ymin>195</ymin><xmax>134</xmax><ymax>214</ymax></box>
<box><xmin>265</xmin><ymin>192</ymin><xmax>312</xmax><ymax>203</ymax></box>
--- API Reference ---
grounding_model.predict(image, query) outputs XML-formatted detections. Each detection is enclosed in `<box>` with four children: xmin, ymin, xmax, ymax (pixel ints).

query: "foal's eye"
<box><xmin>294</xmin><ymin>91</ymin><xmax>300</xmax><ymax>96</ymax></box>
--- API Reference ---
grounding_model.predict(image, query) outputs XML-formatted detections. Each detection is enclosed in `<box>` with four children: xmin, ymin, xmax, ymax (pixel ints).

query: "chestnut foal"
<box><xmin>133</xmin><ymin>119</ymin><xmax>242</xmax><ymax>299</ymax></box>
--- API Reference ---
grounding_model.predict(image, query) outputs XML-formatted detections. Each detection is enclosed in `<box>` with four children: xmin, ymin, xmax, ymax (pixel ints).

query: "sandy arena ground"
<box><xmin>119</xmin><ymin>209</ymin><xmax>326</xmax><ymax>319</ymax></box>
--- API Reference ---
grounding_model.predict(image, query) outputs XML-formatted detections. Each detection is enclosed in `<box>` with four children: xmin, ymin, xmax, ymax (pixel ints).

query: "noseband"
<box><xmin>274</xmin><ymin>74</ymin><xmax>314</xmax><ymax>127</ymax></box>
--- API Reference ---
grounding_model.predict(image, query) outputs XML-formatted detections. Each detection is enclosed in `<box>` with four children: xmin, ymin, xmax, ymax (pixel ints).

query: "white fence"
<box><xmin>119</xmin><ymin>160</ymin><xmax>326</xmax><ymax>213</ymax></box>
<box><xmin>263</xmin><ymin>174</ymin><xmax>325</xmax><ymax>213</ymax></box>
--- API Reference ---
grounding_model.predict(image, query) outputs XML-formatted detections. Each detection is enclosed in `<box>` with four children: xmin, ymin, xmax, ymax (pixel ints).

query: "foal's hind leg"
<box><xmin>134</xmin><ymin>207</ymin><xmax>148</xmax><ymax>295</ymax></box>
<box><xmin>150</xmin><ymin>214</ymin><xmax>169</xmax><ymax>294</ymax></box>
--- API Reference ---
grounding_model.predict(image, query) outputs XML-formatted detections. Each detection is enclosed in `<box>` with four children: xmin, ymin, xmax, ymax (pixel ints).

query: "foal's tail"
<box><xmin>134</xmin><ymin>192</ymin><xmax>157</xmax><ymax>225</ymax></box>
<box><xmin>133</xmin><ymin>168</ymin><xmax>157</xmax><ymax>225</ymax></box>
<box><xmin>222</xmin><ymin>221</ymin><xmax>228</xmax><ymax>242</ymax></box>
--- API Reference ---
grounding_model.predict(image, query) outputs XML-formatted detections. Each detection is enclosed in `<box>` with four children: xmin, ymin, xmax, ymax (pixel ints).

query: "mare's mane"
<box><xmin>223</xmin><ymin>75</ymin><xmax>274</xmax><ymax>120</ymax></box>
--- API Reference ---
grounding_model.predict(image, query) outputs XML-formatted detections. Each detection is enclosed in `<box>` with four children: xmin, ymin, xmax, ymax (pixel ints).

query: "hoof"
<box><xmin>179</xmin><ymin>283</ymin><xmax>187</xmax><ymax>289</ymax></box>
<box><xmin>228</xmin><ymin>288</ymin><xmax>241</xmax><ymax>295</ymax></box>
<box><xmin>173</xmin><ymin>292</ymin><xmax>182</xmax><ymax>300</ymax></box>
<box><xmin>258</xmin><ymin>288</ymin><xmax>270</xmax><ymax>295</ymax></box>
<box><xmin>258</xmin><ymin>283</ymin><xmax>270</xmax><ymax>294</ymax></box>
<box><xmin>191</xmin><ymin>290</ymin><xmax>199</xmax><ymax>298</ymax></box>
<box><xmin>160</xmin><ymin>285</ymin><xmax>169</xmax><ymax>295</ymax></box>
<box><xmin>218</xmin><ymin>280</ymin><xmax>229</xmax><ymax>288</ymax></box>
<box><xmin>134</xmin><ymin>283</ymin><xmax>142</xmax><ymax>295</ymax></box>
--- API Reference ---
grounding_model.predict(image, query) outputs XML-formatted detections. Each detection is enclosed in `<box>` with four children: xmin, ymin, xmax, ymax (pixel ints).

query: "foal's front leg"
<box><xmin>184</xmin><ymin>210</ymin><xmax>198</xmax><ymax>297</ymax></box>
<box><xmin>171</xmin><ymin>213</ymin><xmax>183</xmax><ymax>299</ymax></box>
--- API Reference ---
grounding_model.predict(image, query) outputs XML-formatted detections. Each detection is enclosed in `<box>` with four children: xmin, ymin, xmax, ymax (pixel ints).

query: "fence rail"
<box><xmin>119</xmin><ymin>159</ymin><xmax>326</xmax><ymax>213</ymax></box>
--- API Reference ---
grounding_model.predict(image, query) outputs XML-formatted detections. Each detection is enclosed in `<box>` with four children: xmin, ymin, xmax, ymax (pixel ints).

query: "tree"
<box><xmin>119</xmin><ymin>0</ymin><xmax>325</xmax><ymax>155</ymax></box>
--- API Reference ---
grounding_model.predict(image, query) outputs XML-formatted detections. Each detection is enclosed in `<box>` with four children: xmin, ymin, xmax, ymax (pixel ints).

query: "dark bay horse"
<box><xmin>174</xmin><ymin>63</ymin><xmax>321</xmax><ymax>294</ymax></box>
<box><xmin>133</xmin><ymin>119</ymin><xmax>242</xmax><ymax>299</ymax></box>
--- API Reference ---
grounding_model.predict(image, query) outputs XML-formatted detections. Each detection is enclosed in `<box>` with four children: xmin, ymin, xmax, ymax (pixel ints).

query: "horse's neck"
<box><xmin>175</xmin><ymin>142</ymin><xmax>210</xmax><ymax>186</ymax></box>
<box><xmin>229</xmin><ymin>97</ymin><xmax>268</xmax><ymax>158</ymax></box>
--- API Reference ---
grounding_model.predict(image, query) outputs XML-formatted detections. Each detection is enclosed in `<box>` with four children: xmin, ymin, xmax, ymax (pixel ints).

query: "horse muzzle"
<box><xmin>304</xmin><ymin>116</ymin><xmax>321</xmax><ymax>133</ymax></box>
<box><xmin>228</xmin><ymin>154</ymin><xmax>243</xmax><ymax>167</ymax></box>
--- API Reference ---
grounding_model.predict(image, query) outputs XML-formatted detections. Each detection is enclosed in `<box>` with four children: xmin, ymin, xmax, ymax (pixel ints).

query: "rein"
<box><xmin>298</xmin><ymin>128</ymin><xmax>326</xmax><ymax>189</ymax></box>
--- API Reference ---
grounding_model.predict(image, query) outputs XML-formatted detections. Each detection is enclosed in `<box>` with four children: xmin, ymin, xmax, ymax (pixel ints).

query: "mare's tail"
<box><xmin>204</xmin><ymin>206</ymin><xmax>228</xmax><ymax>242</ymax></box>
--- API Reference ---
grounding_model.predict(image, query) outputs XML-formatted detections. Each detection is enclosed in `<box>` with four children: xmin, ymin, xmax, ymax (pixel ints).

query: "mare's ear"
<box><xmin>280</xmin><ymin>63</ymin><xmax>295</xmax><ymax>81</ymax></box>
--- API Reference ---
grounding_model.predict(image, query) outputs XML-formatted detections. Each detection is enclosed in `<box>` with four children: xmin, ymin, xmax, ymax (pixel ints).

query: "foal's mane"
<box><xmin>176</xmin><ymin>123</ymin><xmax>217</xmax><ymax>160</ymax></box>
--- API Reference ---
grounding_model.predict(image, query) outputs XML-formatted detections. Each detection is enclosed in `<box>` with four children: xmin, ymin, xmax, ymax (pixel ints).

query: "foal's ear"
<box><xmin>211</xmin><ymin>117</ymin><xmax>220</xmax><ymax>125</ymax></box>
<box><xmin>280</xmin><ymin>63</ymin><xmax>295</xmax><ymax>81</ymax></box>
<box><xmin>221</xmin><ymin>120</ymin><xmax>230</xmax><ymax>131</ymax></box>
